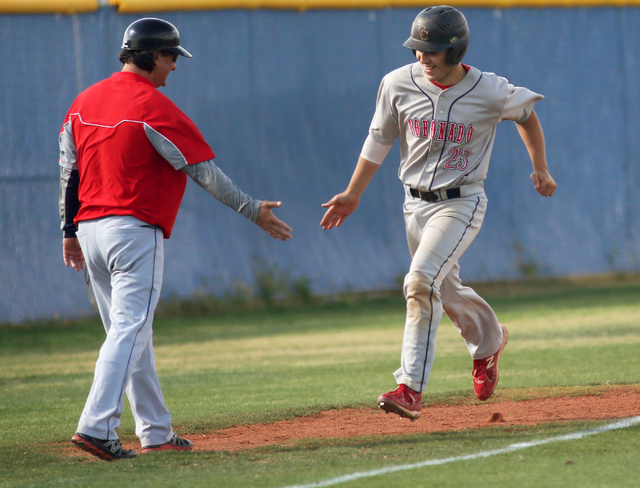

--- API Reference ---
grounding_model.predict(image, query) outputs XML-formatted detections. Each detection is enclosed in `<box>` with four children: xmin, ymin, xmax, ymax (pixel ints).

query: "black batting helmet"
<box><xmin>122</xmin><ymin>18</ymin><xmax>192</xmax><ymax>58</ymax></box>
<box><xmin>403</xmin><ymin>6</ymin><xmax>469</xmax><ymax>66</ymax></box>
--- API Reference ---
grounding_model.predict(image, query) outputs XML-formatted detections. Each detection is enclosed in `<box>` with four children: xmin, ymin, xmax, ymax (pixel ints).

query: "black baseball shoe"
<box><xmin>71</xmin><ymin>433</ymin><xmax>137</xmax><ymax>461</ymax></box>
<box><xmin>142</xmin><ymin>433</ymin><xmax>193</xmax><ymax>453</ymax></box>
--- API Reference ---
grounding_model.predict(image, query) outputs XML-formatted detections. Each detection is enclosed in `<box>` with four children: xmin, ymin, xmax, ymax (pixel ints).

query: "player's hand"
<box><xmin>530</xmin><ymin>171</ymin><xmax>557</xmax><ymax>197</ymax></box>
<box><xmin>320</xmin><ymin>192</ymin><xmax>360</xmax><ymax>230</ymax></box>
<box><xmin>63</xmin><ymin>237</ymin><xmax>85</xmax><ymax>271</ymax></box>
<box><xmin>256</xmin><ymin>201</ymin><xmax>292</xmax><ymax>241</ymax></box>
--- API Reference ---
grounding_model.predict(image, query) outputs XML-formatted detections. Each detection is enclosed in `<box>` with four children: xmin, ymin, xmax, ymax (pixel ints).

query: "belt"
<box><xmin>409</xmin><ymin>187</ymin><xmax>461</xmax><ymax>203</ymax></box>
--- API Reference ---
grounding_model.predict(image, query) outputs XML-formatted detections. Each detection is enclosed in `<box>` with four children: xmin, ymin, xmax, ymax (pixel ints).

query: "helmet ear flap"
<box><xmin>445</xmin><ymin>43</ymin><xmax>468</xmax><ymax>66</ymax></box>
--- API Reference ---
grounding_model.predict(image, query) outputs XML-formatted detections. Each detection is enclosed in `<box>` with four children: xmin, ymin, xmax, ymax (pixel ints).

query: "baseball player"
<box><xmin>321</xmin><ymin>6</ymin><xmax>556</xmax><ymax>421</ymax></box>
<box><xmin>60</xmin><ymin>18</ymin><xmax>292</xmax><ymax>460</ymax></box>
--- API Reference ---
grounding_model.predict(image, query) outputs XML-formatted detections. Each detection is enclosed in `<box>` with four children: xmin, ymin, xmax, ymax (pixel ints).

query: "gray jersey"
<box><xmin>369</xmin><ymin>63</ymin><xmax>543</xmax><ymax>191</ymax></box>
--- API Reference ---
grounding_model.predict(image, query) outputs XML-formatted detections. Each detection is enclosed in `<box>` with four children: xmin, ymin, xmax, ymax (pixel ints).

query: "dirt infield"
<box><xmin>63</xmin><ymin>386</ymin><xmax>639</xmax><ymax>457</ymax></box>
<box><xmin>179</xmin><ymin>385</ymin><xmax>640</xmax><ymax>452</ymax></box>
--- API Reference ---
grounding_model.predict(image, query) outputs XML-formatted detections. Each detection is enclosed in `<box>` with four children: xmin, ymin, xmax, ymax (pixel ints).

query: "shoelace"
<box><xmin>473</xmin><ymin>360</ymin><xmax>487</xmax><ymax>382</ymax></box>
<box><xmin>396</xmin><ymin>385</ymin><xmax>419</xmax><ymax>403</ymax></box>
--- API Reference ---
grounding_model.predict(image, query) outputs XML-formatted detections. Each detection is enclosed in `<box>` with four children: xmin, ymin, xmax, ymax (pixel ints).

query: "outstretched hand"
<box><xmin>530</xmin><ymin>171</ymin><xmax>557</xmax><ymax>197</ymax></box>
<box><xmin>63</xmin><ymin>237</ymin><xmax>85</xmax><ymax>271</ymax></box>
<box><xmin>256</xmin><ymin>201</ymin><xmax>292</xmax><ymax>241</ymax></box>
<box><xmin>320</xmin><ymin>192</ymin><xmax>360</xmax><ymax>230</ymax></box>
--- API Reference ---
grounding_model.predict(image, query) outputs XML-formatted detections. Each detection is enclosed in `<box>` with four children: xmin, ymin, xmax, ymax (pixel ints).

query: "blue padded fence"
<box><xmin>1</xmin><ymin>7</ymin><xmax>638</xmax><ymax>323</ymax></box>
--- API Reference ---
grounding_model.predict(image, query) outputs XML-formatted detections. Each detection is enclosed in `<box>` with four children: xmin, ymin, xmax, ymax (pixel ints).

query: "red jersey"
<box><xmin>62</xmin><ymin>71</ymin><xmax>215</xmax><ymax>238</ymax></box>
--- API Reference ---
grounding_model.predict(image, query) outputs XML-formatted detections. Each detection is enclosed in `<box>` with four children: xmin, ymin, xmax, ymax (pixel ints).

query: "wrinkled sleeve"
<box><xmin>500</xmin><ymin>84</ymin><xmax>544</xmax><ymax>123</ymax></box>
<box><xmin>369</xmin><ymin>75</ymin><xmax>401</xmax><ymax>146</ymax></box>
<box><xmin>59</xmin><ymin>120</ymin><xmax>78</xmax><ymax>170</ymax></box>
<box><xmin>181</xmin><ymin>159</ymin><xmax>260</xmax><ymax>223</ymax></box>
<box><xmin>58</xmin><ymin>120</ymin><xmax>80</xmax><ymax>237</ymax></box>
<box><xmin>144</xmin><ymin>124</ymin><xmax>191</xmax><ymax>170</ymax></box>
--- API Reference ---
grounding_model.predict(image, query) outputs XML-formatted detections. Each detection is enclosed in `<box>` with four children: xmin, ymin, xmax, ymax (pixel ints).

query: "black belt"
<box><xmin>409</xmin><ymin>187</ymin><xmax>461</xmax><ymax>203</ymax></box>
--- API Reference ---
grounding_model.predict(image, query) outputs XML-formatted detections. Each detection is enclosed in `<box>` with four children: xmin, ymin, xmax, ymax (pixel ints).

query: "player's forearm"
<box><xmin>345</xmin><ymin>157</ymin><xmax>381</xmax><ymax>198</ymax></box>
<box><xmin>182</xmin><ymin>159</ymin><xmax>260</xmax><ymax>222</ymax></box>
<box><xmin>516</xmin><ymin>110</ymin><xmax>549</xmax><ymax>174</ymax></box>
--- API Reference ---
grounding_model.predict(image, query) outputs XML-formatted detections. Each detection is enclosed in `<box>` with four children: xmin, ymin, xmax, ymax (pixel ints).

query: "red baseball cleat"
<box><xmin>377</xmin><ymin>383</ymin><xmax>422</xmax><ymax>421</ymax></box>
<box><xmin>473</xmin><ymin>326</ymin><xmax>509</xmax><ymax>401</ymax></box>
<box><xmin>142</xmin><ymin>433</ymin><xmax>193</xmax><ymax>453</ymax></box>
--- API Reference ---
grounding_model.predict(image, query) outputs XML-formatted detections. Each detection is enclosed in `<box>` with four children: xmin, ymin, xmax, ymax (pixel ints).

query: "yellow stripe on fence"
<box><xmin>111</xmin><ymin>0</ymin><xmax>640</xmax><ymax>13</ymax></box>
<box><xmin>0</xmin><ymin>0</ymin><xmax>636</xmax><ymax>15</ymax></box>
<box><xmin>0</xmin><ymin>0</ymin><xmax>98</xmax><ymax>14</ymax></box>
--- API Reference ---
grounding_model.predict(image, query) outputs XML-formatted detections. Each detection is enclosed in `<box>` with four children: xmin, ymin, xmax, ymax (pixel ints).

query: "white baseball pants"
<box><xmin>394</xmin><ymin>188</ymin><xmax>504</xmax><ymax>393</ymax></box>
<box><xmin>76</xmin><ymin>215</ymin><xmax>173</xmax><ymax>446</ymax></box>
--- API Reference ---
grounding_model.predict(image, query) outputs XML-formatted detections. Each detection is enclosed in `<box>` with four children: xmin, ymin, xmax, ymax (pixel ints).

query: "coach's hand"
<box><xmin>256</xmin><ymin>201</ymin><xmax>292</xmax><ymax>241</ymax></box>
<box><xmin>63</xmin><ymin>237</ymin><xmax>85</xmax><ymax>271</ymax></box>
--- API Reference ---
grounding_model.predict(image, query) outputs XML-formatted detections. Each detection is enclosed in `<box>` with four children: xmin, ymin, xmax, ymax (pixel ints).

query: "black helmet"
<box><xmin>122</xmin><ymin>18</ymin><xmax>191</xmax><ymax>58</ymax></box>
<box><xmin>403</xmin><ymin>6</ymin><xmax>469</xmax><ymax>66</ymax></box>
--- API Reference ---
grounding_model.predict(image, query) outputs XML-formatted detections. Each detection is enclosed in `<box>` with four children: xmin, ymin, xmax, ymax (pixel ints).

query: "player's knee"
<box><xmin>403</xmin><ymin>271</ymin><xmax>434</xmax><ymax>301</ymax></box>
<box><xmin>404</xmin><ymin>272</ymin><xmax>435</xmax><ymax>318</ymax></box>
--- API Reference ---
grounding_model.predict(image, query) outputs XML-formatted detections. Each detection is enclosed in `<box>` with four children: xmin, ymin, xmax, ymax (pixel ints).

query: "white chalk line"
<box><xmin>282</xmin><ymin>416</ymin><xmax>640</xmax><ymax>488</ymax></box>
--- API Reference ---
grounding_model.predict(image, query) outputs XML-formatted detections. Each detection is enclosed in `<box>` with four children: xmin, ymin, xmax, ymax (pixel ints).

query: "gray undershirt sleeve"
<box><xmin>143</xmin><ymin>124</ymin><xmax>260</xmax><ymax>222</ymax></box>
<box><xmin>182</xmin><ymin>160</ymin><xmax>261</xmax><ymax>223</ymax></box>
<box><xmin>59</xmin><ymin>166</ymin><xmax>72</xmax><ymax>227</ymax></box>
<box><xmin>59</xmin><ymin>121</ymin><xmax>80</xmax><ymax>236</ymax></box>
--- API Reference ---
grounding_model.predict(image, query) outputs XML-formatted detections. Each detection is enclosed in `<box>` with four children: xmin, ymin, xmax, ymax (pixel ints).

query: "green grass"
<box><xmin>1</xmin><ymin>275</ymin><xmax>640</xmax><ymax>487</ymax></box>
